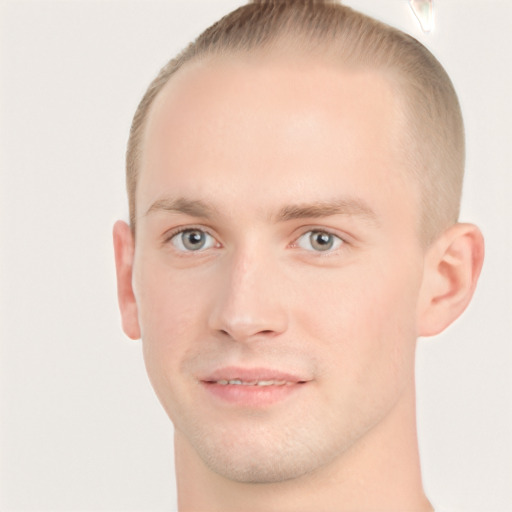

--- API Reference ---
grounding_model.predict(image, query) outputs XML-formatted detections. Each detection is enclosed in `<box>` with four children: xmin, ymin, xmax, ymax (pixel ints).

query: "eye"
<box><xmin>170</xmin><ymin>229</ymin><xmax>217</xmax><ymax>252</ymax></box>
<box><xmin>296</xmin><ymin>230</ymin><xmax>344</xmax><ymax>252</ymax></box>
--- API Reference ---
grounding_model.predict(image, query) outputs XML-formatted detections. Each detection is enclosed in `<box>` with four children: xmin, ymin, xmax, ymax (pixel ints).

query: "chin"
<box><xmin>184</xmin><ymin>420</ymin><xmax>339</xmax><ymax>484</ymax></box>
<box><xmin>202</xmin><ymin>447</ymin><xmax>318</xmax><ymax>484</ymax></box>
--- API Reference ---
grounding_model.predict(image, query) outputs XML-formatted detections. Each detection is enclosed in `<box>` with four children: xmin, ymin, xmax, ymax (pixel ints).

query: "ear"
<box><xmin>417</xmin><ymin>223</ymin><xmax>484</xmax><ymax>337</ymax></box>
<box><xmin>113</xmin><ymin>220</ymin><xmax>141</xmax><ymax>340</ymax></box>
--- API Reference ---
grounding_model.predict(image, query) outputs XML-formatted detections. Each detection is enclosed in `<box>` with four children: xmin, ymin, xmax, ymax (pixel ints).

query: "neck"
<box><xmin>175</xmin><ymin>385</ymin><xmax>432</xmax><ymax>512</ymax></box>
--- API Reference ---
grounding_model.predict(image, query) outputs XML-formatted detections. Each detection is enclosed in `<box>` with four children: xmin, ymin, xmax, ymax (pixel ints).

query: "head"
<box><xmin>114</xmin><ymin>0</ymin><xmax>483</xmax><ymax>485</ymax></box>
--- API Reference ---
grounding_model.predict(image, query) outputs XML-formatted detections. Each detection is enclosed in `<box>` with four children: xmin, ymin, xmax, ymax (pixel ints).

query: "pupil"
<box><xmin>183</xmin><ymin>230</ymin><xmax>205</xmax><ymax>250</ymax></box>
<box><xmin>311</xmin><ymin>231</ymin><xmax>333</xmax><ymax>251</ymax></box>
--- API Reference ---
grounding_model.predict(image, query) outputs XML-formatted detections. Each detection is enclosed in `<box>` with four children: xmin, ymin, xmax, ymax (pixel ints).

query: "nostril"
<box><xmin>216</xmin><ymin>327</ymin><xmax>278</xmax><ymax>341</ymax></box>
<box><xmin>210</xmin><ymin>309</ymin><xmax>288</xmax><ymax>342</ymax></box>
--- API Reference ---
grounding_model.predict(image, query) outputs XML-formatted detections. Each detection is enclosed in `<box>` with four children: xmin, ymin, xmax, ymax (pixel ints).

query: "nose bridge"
<box><xmin>209</xmin><ymin>238</ymin><xmax>288</xmax><ymax>341</ymax></box>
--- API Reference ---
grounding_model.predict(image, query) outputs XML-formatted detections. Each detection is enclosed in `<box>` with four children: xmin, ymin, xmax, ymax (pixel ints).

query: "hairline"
<box><xmin>133</xmin><ymin>49</ymin><xmax>425</xmax><ymax>236</ymax></box>
<box><xmin>126</xmin><ymin>5</ymin><xmax>464</xmax><ymax>248</ymax></box>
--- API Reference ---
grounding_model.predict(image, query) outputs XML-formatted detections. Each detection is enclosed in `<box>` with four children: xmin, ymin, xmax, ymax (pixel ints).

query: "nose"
<box><xmin>208</xmin><ymin>244</ymin><xmax>289</xmax><ymax>343</ymax></box>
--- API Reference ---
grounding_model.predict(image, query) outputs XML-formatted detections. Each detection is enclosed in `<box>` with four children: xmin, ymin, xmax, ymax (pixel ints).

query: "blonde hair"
<box><xmin>126</xmin><ymin>0</ymin><xmax>464</xmax><ymax>244</ymax></box>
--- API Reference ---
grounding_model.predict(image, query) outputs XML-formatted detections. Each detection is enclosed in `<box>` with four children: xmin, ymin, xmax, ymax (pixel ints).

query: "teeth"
<box><xmin>215</xmin><ymin>379</ymin><xmax>289</xmax><ymax>386</ymax></box>
<box><xmin>257</xmin><ymin>380</ymin><xmax>273</xmax><ymax>386</ymax></box>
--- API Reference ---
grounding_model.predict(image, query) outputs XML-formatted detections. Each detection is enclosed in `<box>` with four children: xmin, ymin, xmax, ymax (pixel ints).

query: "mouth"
<box><xmin>200</xmin><ymin>367</ymin><xmax>309</xmax><ymax>407</ymax></box>
<box><xmin>207</xmin><ymin>379</ymin><xmax>301</xmax><ymax>386</ymax></box>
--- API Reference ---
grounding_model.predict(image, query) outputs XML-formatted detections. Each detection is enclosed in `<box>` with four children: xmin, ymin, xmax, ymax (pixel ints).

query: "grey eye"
<box><xmin>297</xmin><ymin>230</ymin><xmax>343</xmax><ymax>252</ymax></box>
<box><xmin>171</xmin><ymin>229</ymin><xmax>216</xmax><ymax>252</ymax></box>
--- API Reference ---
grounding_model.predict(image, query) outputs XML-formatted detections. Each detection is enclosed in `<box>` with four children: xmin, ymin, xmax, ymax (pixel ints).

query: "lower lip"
<box><xmin>201</xmin><ymin>381</ymin><xmax>306</xmax><ymax>407</ymax></box>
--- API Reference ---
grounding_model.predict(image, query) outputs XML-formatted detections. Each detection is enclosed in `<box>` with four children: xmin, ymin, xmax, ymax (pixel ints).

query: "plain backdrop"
<box><xmin>0</xmin><ymin>1</ymin><xmax>511</xmax><ymax>510</ymax></box>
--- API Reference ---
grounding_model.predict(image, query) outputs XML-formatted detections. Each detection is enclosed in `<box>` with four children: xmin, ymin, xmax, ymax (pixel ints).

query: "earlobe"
<box><xmin>113</xmin><ymin>220</ymin><xmax>141</xmax><ymax>340</ymax></box>
<box><xmin>417</xmin><ymin>223</ymin><xmax>485</xmax><ymax>337</ymax></box>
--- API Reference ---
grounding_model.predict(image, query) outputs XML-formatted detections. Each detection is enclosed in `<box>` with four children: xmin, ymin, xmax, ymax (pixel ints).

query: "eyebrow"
<box><xmin>146</xmin><ymin>197</ymin><xmax>217</xmax><ymax>218</ymax></box>
<box><xmin>146</xmin><ymin>196</ymin><xmax>378</xmax><ymax>225</ymax></box>
<box><xmin>274</xmin><ymin>198</ymin><xmax>378</xmax><ymax>225</ymax></box>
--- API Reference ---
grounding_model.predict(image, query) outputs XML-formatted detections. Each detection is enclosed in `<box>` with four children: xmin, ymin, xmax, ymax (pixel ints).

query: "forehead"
<box><xmin>138</xmin><ymin>54</ymin><xmax>416</xmax><ymax>225</ymax></box>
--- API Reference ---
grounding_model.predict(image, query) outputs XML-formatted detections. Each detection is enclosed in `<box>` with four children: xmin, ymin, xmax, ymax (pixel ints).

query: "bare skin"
<box><xmin>114</xmin><ymin>55</ymin><xmax>483</xmax><ymax>511</ymax></box>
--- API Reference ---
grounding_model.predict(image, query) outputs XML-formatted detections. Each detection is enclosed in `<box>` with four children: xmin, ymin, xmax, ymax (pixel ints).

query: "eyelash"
<box><xmin>291</xmin><ymin>228</ymin><xmax>347</xmax><ymax>256</ymax></box>
<box><xmin>161</xmin><ymin>225</ymin><xmax>217</xmax><ymax>249</ymax></box>
<box><xmin>162</xmin><ymin>226</ymin><xmax>349</xmax><ymax>255</ymax></box>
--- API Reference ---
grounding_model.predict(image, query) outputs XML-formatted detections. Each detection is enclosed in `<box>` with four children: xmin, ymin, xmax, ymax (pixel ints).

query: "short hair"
<box><xmin>126</xmin><ymin>0</ymin><xmax>464</xmax><ymax>245</ymax></box>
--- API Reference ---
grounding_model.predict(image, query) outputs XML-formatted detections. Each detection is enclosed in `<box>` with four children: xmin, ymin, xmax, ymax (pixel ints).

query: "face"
<box><xmin>130</xmin><ymin>55</ymin><xmax>427</xmax><ymax>483</ymax></box>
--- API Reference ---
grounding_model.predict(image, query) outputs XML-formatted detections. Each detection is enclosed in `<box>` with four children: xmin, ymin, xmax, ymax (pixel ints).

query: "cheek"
<box><xmin>134</xmin><ymin>262</ymin><xmax>220</xmax><ymax>425</ymax></box>
<box><xmin>296</xmin><ymin>254</ymin><xmax>422</xmax><ymax>383</ymax></box>
<box><xmin>134</xmin><ymin>259</ymin><xmax>210</xmax><ymax>380</ymax></box>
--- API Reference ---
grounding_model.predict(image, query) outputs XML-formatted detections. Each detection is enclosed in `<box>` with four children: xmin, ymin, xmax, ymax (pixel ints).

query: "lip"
<box><xmin>202</xmin><ymin>366</ymin><xmax>308</xmax><ymax>384</ymax></box>
<box><xmin>200</xmin><ymin>366</ymin><xmax>311</xmax><ymax>408</ymax></box>
<box><xmin>200</xmin><ymin>366</ymin><xmax>309</xmax><ymax>407</ymax></box>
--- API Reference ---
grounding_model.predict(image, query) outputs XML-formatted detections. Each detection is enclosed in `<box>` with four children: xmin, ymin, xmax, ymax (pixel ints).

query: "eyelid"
<box><xmin>290</xmin><ymin>227</ymin><xmax>350</xmax><ymax>253</ymax></box>
<box><xmin>161</xmin><ymin>224</ymin><xmax>351</xmax><ymax>254</ymax></box>
<box><xmin>162</xmin><ymin>225</ymin><xmax>221</xmax><ymax>249</ymax></box>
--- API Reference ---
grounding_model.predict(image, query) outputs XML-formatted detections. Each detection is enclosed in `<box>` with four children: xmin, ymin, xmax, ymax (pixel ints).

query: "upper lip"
<box><xmin>201</xmin><ymin>366</ymin><xmax>309</xmax><ymax>383</ymax></box>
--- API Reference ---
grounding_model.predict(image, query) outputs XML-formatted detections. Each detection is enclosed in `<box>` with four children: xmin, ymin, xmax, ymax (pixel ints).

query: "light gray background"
<box><xmin>0</xmin><ymin>1</ymin><xmax>510</xmax><ymax>510</ymax></box>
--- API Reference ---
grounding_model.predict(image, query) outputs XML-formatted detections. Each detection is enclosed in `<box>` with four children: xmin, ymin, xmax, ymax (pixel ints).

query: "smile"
<box><xmin>211</xmin><ymin>379</ymin><xmax>297</xmax><ymax>386</ymax></box>
<box><xmin>200</xmin><ymin>367</ymin><xmax>309</xmax><ymax>407</ymax></box>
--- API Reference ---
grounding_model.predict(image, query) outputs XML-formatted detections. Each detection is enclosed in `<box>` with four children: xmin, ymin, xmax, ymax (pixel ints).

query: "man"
<box><xmin>113</xmin><ymin>1</ymin><xmax>484</xmax><ymax>510</ymax></box>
